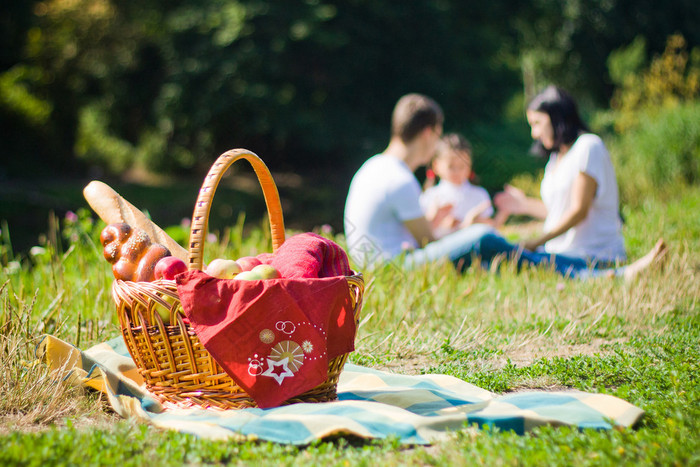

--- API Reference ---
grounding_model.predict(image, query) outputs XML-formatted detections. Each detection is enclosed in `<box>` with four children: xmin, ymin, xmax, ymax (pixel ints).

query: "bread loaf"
<box><xmin>100</xmin><ymin>223</ymin><xmax>172</xmax><ymax>282</ymax></box>
<box><xmin>84</xmin><ymin>181</ymin><xmax>188</xmax><ymax>262</ymax></box>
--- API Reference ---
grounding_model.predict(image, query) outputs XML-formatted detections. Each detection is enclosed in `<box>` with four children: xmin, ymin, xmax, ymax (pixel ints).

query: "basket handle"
<box><xmin>187</xmin><ymin>149</ymin><xmax>286</xmax><ymax>271</ymax></box>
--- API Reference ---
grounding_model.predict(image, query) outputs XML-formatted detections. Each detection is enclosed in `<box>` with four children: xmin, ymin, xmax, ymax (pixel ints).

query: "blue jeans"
<box><xmin>403</xmin><ymin>224</ymin><xmax>623</xmax><ymax>279</ymax></box>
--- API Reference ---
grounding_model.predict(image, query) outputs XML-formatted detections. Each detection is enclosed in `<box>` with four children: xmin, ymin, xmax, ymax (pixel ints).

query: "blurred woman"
<box><xmin>461</xmin><ymin>86</ymin><xmax>665</xmax><ymax>280</ymax></box>
<box><xmin>498</xmin><ymin>86</ymin><xmax>626</xmax><ymax>261</ymax></box>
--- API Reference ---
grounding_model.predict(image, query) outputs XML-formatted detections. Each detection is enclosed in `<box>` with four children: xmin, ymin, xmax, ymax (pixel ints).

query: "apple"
<box><xmin>205</xmin><ymin>258</ymin><xmax>242</xmax><ymax>279</ymax></box>
<box><xmin>155</xmin><ymin>303</ymin><xmax>171</xmax><ymax>325</ymax></box>
<box><xmin>154</xmin><ymin>256</ymin><xmax>188</xmax><ymax>280</ymax></box>
<box><xmin>235</xmin><ymin>256</ymin><xmax>262</xmax><ymax>271</ymax></box>
<box><xmin>251</xmin><ymin>264</ymin><xmax>280</xmax><ymax>279</ymax></box>
<box><xmin>233</xmin><ymin>270</ymin><xmax>262</xmax><ymax>281</ymax></box>
<box><xmin>155</xmin><ymin>294</ymin><xmax>178</xmax><ymax>325</ymax></box>
<box><xmin>256</xmin><ymin>252</ymin><xmax>274</xmax><ymax>264</ymax></box>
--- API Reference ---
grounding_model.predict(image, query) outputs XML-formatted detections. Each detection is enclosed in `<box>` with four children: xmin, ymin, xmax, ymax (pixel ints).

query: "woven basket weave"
<box><xmin>111</xmin><ymin>149</ymin><xmax>364</xmax><ymax>410</ymax></box>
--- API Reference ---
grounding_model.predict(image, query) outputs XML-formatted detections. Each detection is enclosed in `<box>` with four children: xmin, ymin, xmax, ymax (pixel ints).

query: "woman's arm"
<box><xmin>523</xmin><ymin>172</ymin><xmax>597</xmax><ymax>251</ymax></box>
<box><xmin>493</xmin><ymin>185</ymin><xmax>548</xmax><ymax>221</ymax></box>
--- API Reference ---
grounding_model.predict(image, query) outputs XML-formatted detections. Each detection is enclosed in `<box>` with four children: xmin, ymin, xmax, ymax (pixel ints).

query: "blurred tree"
<box><xmin>1</xmin><ymin>0</ymin><xmax>698</xmax><ymax>182</ymax></box>
<box><xmin>510</xmin><ymin>0</ymin><xmax>700</xmax><ymax>108</ymax></box>
<box><xmin>0</xmin><ymin>1</ymin><xmax>39</xmax><ymax>70</ymax></box>
<box><xmin>610</xmin><ymin>34</ymin><xmax>699</xmax><ymax>131</ymax></box>
<box><xmin>2</xmin><ymin>0</ymin><xmax>522</xmax><ymax>178</ymax></box>
<box><xmin>605</xmin><ymin>34</ymin><xmax>700</xmax><ymax>203</ymax></box>
<box><xmin>1</xmin><ymin>0</ymin><xmax>143</xmax><ymax>176</ymax></box>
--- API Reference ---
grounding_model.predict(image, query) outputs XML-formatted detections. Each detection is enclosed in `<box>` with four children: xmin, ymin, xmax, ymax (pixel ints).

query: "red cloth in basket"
<box><xmin>175</xmin><ymin>233</ymin><xmax>356</xmax><ymax>408</ymax></box>
<box><xmin>266</xmin><ymin>232</ymin><xmax>352</xmax><ymax>278</ymax></box>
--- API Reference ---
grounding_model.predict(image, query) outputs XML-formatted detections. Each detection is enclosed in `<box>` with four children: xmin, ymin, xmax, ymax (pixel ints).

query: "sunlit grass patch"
<box><xmin>0</xmin><ymin>187</ymin><xmax>697</xmax><ymax>464</ymax></box>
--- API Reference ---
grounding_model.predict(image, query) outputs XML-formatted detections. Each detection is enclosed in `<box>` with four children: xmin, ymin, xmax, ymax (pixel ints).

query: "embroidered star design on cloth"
<box><xmin>302</xmin><ymin>340</ymin><xmax>314</xmax><ymax>353</ymax></box>
<box><xmin>261</xmin><ymin>357</ymin><xmax>294</xmax><ymax>385</ymax></box>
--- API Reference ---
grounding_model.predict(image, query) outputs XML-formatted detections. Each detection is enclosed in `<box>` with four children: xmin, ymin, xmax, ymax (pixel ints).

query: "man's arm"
<box><xmin>403</xmin><ymin>217</ymin><xmax>436</xmax><ymax>247</ymax></box>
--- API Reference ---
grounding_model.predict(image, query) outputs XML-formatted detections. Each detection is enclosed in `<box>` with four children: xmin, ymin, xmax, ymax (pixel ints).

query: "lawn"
<box><xmin>0</xmin><ymin>185</ymin><xmax>698</xmax><ymax>466</ymax></box>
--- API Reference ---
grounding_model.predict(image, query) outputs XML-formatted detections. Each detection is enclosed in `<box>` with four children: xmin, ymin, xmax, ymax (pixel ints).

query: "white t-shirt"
<box><xmin>420</xmin><ymin>180</ymin><xmax>494</xmax><ymax>237</ymax></box>
<box><xmin>540</xmin><ymin>133</ymin><xmax>626</xmax><ymax>261</ymax></box>
<box><xmin>344</xmin><ymin>154</ymin><xmax>424</xmax><ymax>266</ymax></box>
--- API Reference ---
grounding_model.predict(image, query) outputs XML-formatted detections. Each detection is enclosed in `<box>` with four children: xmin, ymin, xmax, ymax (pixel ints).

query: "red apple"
<box><xmin>251</xmin><ymin>264</ymin><xmax>280</xmax><ymax>279</ymax></box>
<box><xmin>235</xmin><ymin>256</ymin><xmax>262</xmax><ymax>271</ymax></box>
<box><xmin>154</xmin><ymin>256</ymin><xmax>188</xmax><ymax>280</ymax></box>
<box><xmin>256</xmin><ymin>252</ymin><xmax>274</xmax><ymax>264</ymax></box>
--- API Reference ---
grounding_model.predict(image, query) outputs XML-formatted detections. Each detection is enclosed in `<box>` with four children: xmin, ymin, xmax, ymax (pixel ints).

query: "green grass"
<box><xmin>0</xmin><ymin>185</ymin><xmax>698</xmax><ymax>466</ymax></box>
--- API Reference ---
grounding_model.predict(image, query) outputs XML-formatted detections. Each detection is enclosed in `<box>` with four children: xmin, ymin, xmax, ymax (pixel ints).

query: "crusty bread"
<box><xmin>83</xmin><ymin>180</ymin><xmax>188</xmax><ymax>261</ymax></box>
<box><xmin>100</xmin><ymin>223</ymin><xmax>172</xmax><ymax>281</ymax></box>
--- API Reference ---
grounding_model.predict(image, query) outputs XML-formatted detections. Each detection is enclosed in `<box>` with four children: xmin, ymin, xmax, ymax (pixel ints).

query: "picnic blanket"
<box><xmin>36</xmin><ymin>335</ymin><xmax>644</xmax><ymax>445</ymax></box>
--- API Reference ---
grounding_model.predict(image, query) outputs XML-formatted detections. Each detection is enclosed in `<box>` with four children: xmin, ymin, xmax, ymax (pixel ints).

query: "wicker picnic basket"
<box><xmin>110</xmin><ymin>149</ymin><xmax>364</xmax><ymax>410</ymax></box>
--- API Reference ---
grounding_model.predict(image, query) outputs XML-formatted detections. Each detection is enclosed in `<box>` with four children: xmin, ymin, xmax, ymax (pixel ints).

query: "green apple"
<box><xmin>205</xmin><ymin>258</ymin><xmax>242</xmax><ymax>279</ymax></box>
<box><xmin>155</xmin><ymin>303</ymin><xmax>171</xmax><ymax>325</ymax></box>
<box><xmin>251</xmin><ymin>264</ymin><xmax>280</xmax><ymax>279</ymax></box>
<box><xmin>154</xmin><ymin>294</ymin><xmax>179</xmax><ymax>325</ymax></box>
<box><xmin>233</xmin><ymin>270</ymin><xmax>262</xmax><ymax>281</ymax></box>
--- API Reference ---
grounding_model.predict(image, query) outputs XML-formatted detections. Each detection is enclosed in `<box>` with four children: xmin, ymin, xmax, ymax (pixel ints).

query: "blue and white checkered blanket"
<box><xmin>36</xmin><ymin>335</ymin><xmax>643</xmax><ymax>444</ymax></box>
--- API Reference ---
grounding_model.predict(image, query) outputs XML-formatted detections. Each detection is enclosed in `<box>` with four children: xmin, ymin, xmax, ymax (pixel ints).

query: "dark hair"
<box><xmin>391</xmin><ymin>93</ymin><xmax>444</xmax><ymax>143</ymax></box>
<box><xmin>527</xmin><ymin>86</ymin><xmax>589</xmax><ymax>155</ymax></box>
<box><xmin>439</xmin><ymin>133</ymin><xmax>473</xmax><ymax>161</ymax></box>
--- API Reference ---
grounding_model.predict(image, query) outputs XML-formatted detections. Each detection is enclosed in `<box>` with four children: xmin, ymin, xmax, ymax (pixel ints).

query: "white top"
<box><xmin>541</xmin><ymin>133</ymin><xmax>626</xmax><ymax>261</ymax></box>
<box><xmin>344</xmin><ymin>154</ymin><xmax>424</xmax><ymax>266</ymax></box>
<box><xmin>420</xmin><ymin>180</ymin><xmax>494</xmax><ymax>236</ymax></box>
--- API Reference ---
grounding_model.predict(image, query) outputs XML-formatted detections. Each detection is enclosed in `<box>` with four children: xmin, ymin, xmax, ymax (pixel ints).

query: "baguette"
<box><xmin>83</xmin><ymin>180</ymin><xmax>188</xmax><ymax>261</ymax></box>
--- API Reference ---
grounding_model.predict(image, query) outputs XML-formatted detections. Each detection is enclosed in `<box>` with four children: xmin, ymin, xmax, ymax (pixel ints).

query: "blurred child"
<box><xmin>420</xmin><ymin>133</ymin><xmax>507</xmax><ymax>237</ymax></box>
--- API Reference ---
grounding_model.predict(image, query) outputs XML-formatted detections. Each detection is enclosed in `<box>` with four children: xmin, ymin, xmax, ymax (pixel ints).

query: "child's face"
<box><xmin>433</xmin><ymin>150</ymin><xmax>472</xmax><ymax>185</ymax></box>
